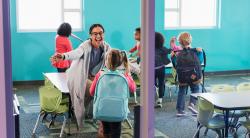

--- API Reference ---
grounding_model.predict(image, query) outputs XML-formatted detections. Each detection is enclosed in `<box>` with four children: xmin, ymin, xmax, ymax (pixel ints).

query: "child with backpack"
<box><xmin>90</xmin><ymin>49</ymin><xmax>136</xmax><ymax>138</ymax></box>
<box><xmin>172</xmin><ymin>32</ymin><xmax>203</xmax><ymax>117</ymax></box>
<box><xmin>170</xmin><ymin>36</ymin><xmax>203</xmax><ymax>59</ymax></box>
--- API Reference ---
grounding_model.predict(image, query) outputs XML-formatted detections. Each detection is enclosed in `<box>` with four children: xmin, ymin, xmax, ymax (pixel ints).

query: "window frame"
<box><xmin>164</xmin><ymin>0</ymin><xmax>221</xmax><ymax>30</ymax></box>
<box><xmin>16</xmin><ymin>0</ymin><xmax>83</xmax><ymax>32</ymax></box>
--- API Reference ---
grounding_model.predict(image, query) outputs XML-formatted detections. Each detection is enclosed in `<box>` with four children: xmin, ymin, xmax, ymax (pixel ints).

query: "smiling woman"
<box><xmin>51</xmin><ymin>23</ymin><xmax>111</xmax><ymax>128</ymax></box>
<box><xmin>89</xmin><ymin>24</ymin><xmax>105</xmax><ymax>48</ymax></box>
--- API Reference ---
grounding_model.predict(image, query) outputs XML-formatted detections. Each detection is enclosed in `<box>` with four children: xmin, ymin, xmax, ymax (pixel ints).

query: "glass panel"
<box><xmin>64</xmin><ymin>12</ymin><xmax>82</xmax><ymax>29</ymax></box>
<box><xmin>165</xmin><ymin>0</ymin><xmax>178</xmax><ymax>9</ymax></box>
<box><xmin>165</xmin><ymin>11</ymin><xmax>179</xmax><ymax>28</ymax></box>
<box><xmin>17</xmin><ymin>0</ymin><xmax>61</xmax><ymax>30</ymax></box>
<box><xmin>181</xmin><ymin>0</ymin><xmax>216</xmax><ymax>27</ymax></box>
<box><xmin>64</xmin><ymin>0</ymin><xmax>81</xmax><ymax>9</ymax></box>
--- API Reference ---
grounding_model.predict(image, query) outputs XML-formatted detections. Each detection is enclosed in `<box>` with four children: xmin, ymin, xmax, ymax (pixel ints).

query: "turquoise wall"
<box><xmin>11</xmin><ymin>0</ymin><xmax>140</xmax><ymax>81</ymax></box>
<box><xmin>156</xmin><ymin>0</ymin><xmax>250</xmax><ymax>72</ymax></box>
<box><xmin>11</xmin><ymin>0</ymin><xmax>250</xmax><ymax>81</ymax></box>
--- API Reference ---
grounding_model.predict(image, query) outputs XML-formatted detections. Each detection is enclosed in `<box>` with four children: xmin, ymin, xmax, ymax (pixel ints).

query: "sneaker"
<box><xmin>156</xmin><ymin>98</ymin><xmax>162</xmax><ymax>103</ymax></box>
<box><xmin>155</xmin><ymin>98</ymin><xmax>162</xmax><ymax>108</ymax></box>
<box><xmin>156</xmin><ymin>102</ymin><xmax>162</xmax><ymax>108</ymax></box>
<box><xmin>176</xmin><ymin>111</ymin><xmax>186</xmax><ymax>117</ymax></box>
<box><xmin>155</xmin><ymin>103</ymin><xmax>162</xmax><ymax>108</ymax></box>
<box><xmin>188</xmin><ymin>103</ymin><xmax>198</xmax><ymax>114</ymax></box>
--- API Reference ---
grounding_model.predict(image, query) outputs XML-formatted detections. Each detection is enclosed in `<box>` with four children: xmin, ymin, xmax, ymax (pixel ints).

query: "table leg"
<box><xmin>201</xmin><ymin>70</ymin><xmax>206</xmax><ymax>93</ymax></box>
<box><xmin>224</xmin><ymin>110</ymin><xmax>229</xmax><ymax>137</ymax></box>
<box><xmin>196</xmin><ymin>122</ymin><xmax>200</xmax><ymax>138</ymax></box>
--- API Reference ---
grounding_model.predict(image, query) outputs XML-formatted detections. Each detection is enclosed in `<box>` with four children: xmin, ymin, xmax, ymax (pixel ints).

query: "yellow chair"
<box><xmin>236</xmin><ymin>82</ymin><xmax>250</xmax><ymax>121</ymax></box>
<box><xmin>165</xmin><ymin>68</ymin><xmax>178</xmax><ymax>101</ymax></box>
<box><xmin>210</xmin><ymin>84</ymin><xmax>235</xmax><ymax>93</ymax></box>
<box><xmin>236</xmin><ymin>82</ymin><xmax>250</xmax><ymax>92</ymax></box>
<box><xmin>210</xmin><ymin>84</ymin><xmax>235</xmax><ymax>115</ymax></box>
<box><xmin>194</xmin><ymin>96</ymin><xmax>225</xmax><ymax>138</ymax></box>
<box><xmin>32</xmin><ymin>79</ymin><xmax>69</xmax><ymax>138</ymax></box>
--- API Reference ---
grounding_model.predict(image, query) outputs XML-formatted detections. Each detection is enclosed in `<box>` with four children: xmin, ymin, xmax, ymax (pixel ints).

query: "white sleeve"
<box><xmin>63</xmin><ymin>41</ymin><xmax>88</xmax><ymax>60</ymax></box>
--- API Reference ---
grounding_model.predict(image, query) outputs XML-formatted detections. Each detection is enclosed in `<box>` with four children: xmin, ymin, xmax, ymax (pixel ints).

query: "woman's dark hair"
<box><xmin>155</xmin><ymin>32</ymin><xmax>165</xmax><ymax>48</ymax></box>
<box><xmin>89</xmin><ymin>24</ymin><xmax>105</xmax><ymax>34</ymax></box>
<box><xmin>57</xmin><ymin>23</ymin><xmax>72</xmax><ymax>37</ymax></box>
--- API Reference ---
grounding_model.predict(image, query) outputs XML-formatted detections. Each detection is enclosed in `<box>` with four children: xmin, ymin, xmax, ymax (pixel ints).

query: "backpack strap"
<box><xmin>186</xmin><ymin>48</ymin><xmax>201</xmax><ymax>66</ymax></box>
<box><xmin>202</xmin><ymin>49</ymin><xmax>206</xmax><ymax>67</ymax></box>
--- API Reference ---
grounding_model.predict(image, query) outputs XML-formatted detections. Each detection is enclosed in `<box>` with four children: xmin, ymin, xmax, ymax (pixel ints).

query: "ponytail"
<box><xmin>120</xmin><ymin>51</ymin><xmax>130</xmax><ymax>74</ymax></box>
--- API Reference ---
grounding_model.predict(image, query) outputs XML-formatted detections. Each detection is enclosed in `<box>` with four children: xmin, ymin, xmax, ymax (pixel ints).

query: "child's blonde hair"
<box><xmin>178</xmin><ymin>32</ymin><xmax>192</xmax><ymax>47</ymax></box>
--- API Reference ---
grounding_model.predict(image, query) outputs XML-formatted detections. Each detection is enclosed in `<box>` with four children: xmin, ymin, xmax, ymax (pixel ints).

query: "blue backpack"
<box><xmin>93</xmin><ymin>69</ymin><xmax>130</xmax><ymax>122</ymax></box>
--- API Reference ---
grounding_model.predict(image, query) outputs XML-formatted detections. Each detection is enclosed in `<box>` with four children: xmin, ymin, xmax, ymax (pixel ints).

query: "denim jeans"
<box><xmin>176</xmin><ymin>83</ymin><xmax>200</xmax><ymax>112</ymax></box>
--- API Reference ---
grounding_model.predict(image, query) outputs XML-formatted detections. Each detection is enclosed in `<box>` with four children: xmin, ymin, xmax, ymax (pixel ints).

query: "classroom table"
<box><xmin>43</xmin><ymin>73</ymin><xmax>69</xmax><ymax>93</ymax></box>
<box><xmin>191</xmin><ymin>91</ymin><xmax>250</xmax><ymax>137</ymax></box>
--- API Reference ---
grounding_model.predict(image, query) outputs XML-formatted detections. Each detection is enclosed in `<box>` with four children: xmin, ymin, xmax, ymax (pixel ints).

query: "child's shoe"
<box><xmin>155</xmin><ymin>98</ymin><xmax>162</xmax><ymax>108</ymax></box>
<box><xmin>176</xmin><ymin>110</ymin><xmax>186</xmax><ymax>117</ymax></box>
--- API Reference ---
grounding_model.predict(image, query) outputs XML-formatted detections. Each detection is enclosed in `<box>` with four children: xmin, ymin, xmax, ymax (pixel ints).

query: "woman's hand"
<box><xmin>50</xmin><ymin>53</ymin><xmax>64</xmax><ymax>62</ymax></box>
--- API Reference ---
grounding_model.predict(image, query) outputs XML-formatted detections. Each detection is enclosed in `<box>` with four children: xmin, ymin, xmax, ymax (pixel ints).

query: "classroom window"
<box><xmin>164</xmin><ymin>0</ymin><xmax>220</xmax><ymax>29</ymax></box>
<box><xmin>16</xmin><ymin>0</ymin><xmax>83</xmax><ymax>32</ymax></box>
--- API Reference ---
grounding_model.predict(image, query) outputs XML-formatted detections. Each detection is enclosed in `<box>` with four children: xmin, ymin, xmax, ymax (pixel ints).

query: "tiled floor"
<box><xmin>154</xmin><ymin>73</ymin><xmax>250</xmax><ymax>138</ymax></box>
<box><xmin>15</xmin><ymin>85</ymin><xmax>168</xmax><ymax>138</ymax></box>
<box><xmin>15</xmin><ymin>72</ymin><xmax>250</xmax><ymax>138</ymax></box>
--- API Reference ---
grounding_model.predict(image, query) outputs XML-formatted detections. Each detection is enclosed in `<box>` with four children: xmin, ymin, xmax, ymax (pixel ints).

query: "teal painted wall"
<box><xmin>11</xmin><ymin>0</ymin><xmax>250</xmax><ymax>81</ymax></box>
<box><xmin>156</xmin><ymin>0</ymin><xmax>250</xmax><ymax>72</ymax></box>
<box><xmin>11</xmin><ymin>0</ymin><xmax>140</xmax><ymax>81</ymax></box>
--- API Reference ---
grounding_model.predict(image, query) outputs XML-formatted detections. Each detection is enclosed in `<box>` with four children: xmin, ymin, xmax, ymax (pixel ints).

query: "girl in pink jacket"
<box><xmin>90</xmin><ymin>49</ymin><xmax>136</xmax><ymax>138</ymax></box>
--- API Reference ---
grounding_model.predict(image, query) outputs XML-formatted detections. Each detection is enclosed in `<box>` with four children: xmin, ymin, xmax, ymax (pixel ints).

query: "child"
<box><xmin>129</xmin><ymin>27</ymin><xmax>141</xmax><ymax>63</ymax></box>
<box><xmin>155</xmin><ymin>32</ymin><xmax>171</xmax><ymax>108</ymax></box>
<box><xmin>170</xmin><ymin>36</ymin><xmax>203</xmax><ymax>63</ymax></box>
<box><xmin>170</xmin><ymin>36</ymin><xmax>182</xmax><ymax>52</ymax></box>
<box><xmin>173</xmin><ymin>32</ymin><xmax>203</xmax><ymax>117</ymax></box>
<box><xmin>52</xmin><ymin>22</ymin><xmax>73</xmax><ymax>72</ymax></box>
<box><xmin>90</xmin><ymin>49</ymin><xmax>136</xmax><ymax>138</ymax></box>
